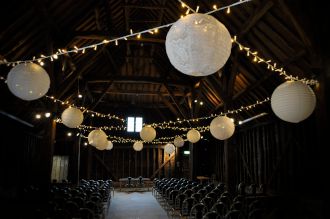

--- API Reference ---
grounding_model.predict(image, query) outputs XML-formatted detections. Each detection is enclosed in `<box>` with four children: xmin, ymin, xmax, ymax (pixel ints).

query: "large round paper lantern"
<box><xmin>187</xmin><ymin>129</ymin><xmax>201</xmax><ymax>143</ymax></box>
<box><xmin>88</xmin><ymin>129</ymin><xmax>108</xmax><ymax>148</ymax></box>
<box><xmin>210</xmin><ymin>116</ymin><xmax>235</xmax><ymax>140</ymax></box>
<box><xmin>165</xmin><ymin>13</ymin><xmax>232</xmax><ymax>77</ymax></box>
<box><xmin>174</xmin><ymin>136</ymin><xmax>185</xmax><ymax>147</ymax></box>
<box><xmin>133</xmin><ymin>141</ymin><xmax>143</xmax><ymax>151</ymax></box>
<box><xmin>61</xmin><ymin>107</ymin><xmax>84</xmax><ymax>128</ymax></box>
<box><xmin>164</xmin><ymin>143</ymin><xmax>175</xmax><ymax>155</ymax></box>
<box><xmin>140</xmin><ymin>125</ymin><xmax>156</xmax><ymax>142</ymax></box>
<box><xmin>105</xmin><ymin>141</ymin><xmax>113</xmax><ymax>150</ymax></box>
<box><xmin>6</xmin><ymin>63</ymin><xmax>50</xmax><ymax>100</ymax></box>
<box><xmin>271</xmin><ymin>81</ymin><xmax>316</xmax><ymax>123</ymax></box>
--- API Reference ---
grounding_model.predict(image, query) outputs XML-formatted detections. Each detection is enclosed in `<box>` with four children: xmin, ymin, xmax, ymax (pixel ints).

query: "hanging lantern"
<box><xmin>133</xmin><ymin>141</ymin><xmax>143</xmax><ymax>151</ymax></box>
<box><xmin>164</xmin><ymin>143</ymin><xmax>176</xmax><ymax>155</ymax></box>
<box><xmin>6</xmin><ymin>63</ymin><xmax>50</xmax><ymax>101</ymax></box>
<box><xmin>174</xmin><ymin>136</ymin><xmax>185</xmax><ymax>147</ymax></box>
<box><xmin>106</xmin><ymin>141</ymin><xmax>113</xmax><ymax>150</ymax></box>
<box><xmin>61</xmin><ymin>107</ymin><xmax>84</xmax><ymax>128</ymax></box>
<box><xmin>88</xmin><ymin>129</ymin><xmax>108</xmax><ymax>149</ymax></box>
<box><xmin>165</xmin><ymin>13</ymin><xmax>232</xmax><ymax>77</ymax></box>
<box><xmin>140</xmin><ymin>125</ymin><xmax>156</xmax><ymax>142</ymax></box>
<box><xmin>210</xmin><ymin>116</ymin><xmax>235</xmax><ymax>140</ymax></box>
<box><xmin>271</xmin><ymin>81</ymin><xmax>316</xmax><ymax>123</ymax></box>
<box><xmin>95</xmin><ymin>141</ymin><xmax>108</xmax><ymax>150</ymax></box>
<box><xmin>187</xmin><ymin>129</ymin><xmax>201</xmax><ymax>143</ymax></box>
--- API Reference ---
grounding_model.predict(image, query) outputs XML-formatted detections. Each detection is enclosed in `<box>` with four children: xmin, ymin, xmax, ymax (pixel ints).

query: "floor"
<box><xmin>107</xmin><ymin>190</ymin><xmax>169</xmax><ymax>219</ymax></box>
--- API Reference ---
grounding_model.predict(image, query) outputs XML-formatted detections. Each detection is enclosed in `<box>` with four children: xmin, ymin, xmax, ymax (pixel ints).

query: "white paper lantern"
<box><xmin>106</xmin><ymin>141</ymin><xmax>113</xmax><ymax>150</ymax></box>
<box><xmin>133</xmin><ymin>141</ymin><xmax>143</xmax><ymax>151</ymax></box>
<box><xmin>210</xmin><ymin>116</ymin><xmax>235</xmax><ymax>140</ymax></box>
<box><xmin>6</xmin><ymin>63</ymin><xmax>50</xmax><ymax>100</ymax></box>
<box><xmin>164</xmin><ymin>143</ymin><xmax>176</xmax><ymax>155</ymax></box>
<box><xmin>61</xmin><ymin>107</ymin><xmax>84</xmax><ymax>128</ymax></box>
<box><xmin>166</xmin><ymin>13</ymin><xmax>232</xmax><ymax>77</ymax></box>
<box><xmin>174</xmin><ymin>136</ymin><xmax>185</xmax><ymax>147</ymax></box>
<box><xmin>95</xmin><ymin>141</ymin><xmax>108</xmax><ymax>150</ymax></box>
<box><xmin>187</xmin><ymin>129</ymin><xmax>201</xmax><ymax>143</ymax></box>
<box><xmin>88</xmin><ymin>130</ymin><xmax>108</xmax><ymax>149</ymax></box>
<box><xmin>271</xmin><ymin>81</ymin><xmax>316</xmax><ymax>123</ymax></box>
<box><xmin>140</xmin><ymin>125</ymin><xmax>156</xmax><ymax>142</ymax></box>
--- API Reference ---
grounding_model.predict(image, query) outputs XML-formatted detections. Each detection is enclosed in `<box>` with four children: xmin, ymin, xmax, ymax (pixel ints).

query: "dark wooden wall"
<box><xmin>79</xmin><ymin>145</ymin><xmax>179</xmax><ymax>180</ymax></box>
<box><xmin>212</xmin><ymin>116</ymin><xmax>322</xmax><ymax>197</ymax></box>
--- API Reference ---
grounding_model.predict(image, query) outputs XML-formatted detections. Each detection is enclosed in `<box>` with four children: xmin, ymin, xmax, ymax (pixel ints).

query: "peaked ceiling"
<box><xmin>0</xmin><ymin>0</ymin><xmax>322</xmax><ymax>132</ymax></box>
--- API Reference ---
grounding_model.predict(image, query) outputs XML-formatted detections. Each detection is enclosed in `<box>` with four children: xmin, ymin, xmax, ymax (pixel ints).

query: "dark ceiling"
<box><xmin>0</xmin><ymin>0</ymin><xmax>326</xmax><ymax>138</ymax></box>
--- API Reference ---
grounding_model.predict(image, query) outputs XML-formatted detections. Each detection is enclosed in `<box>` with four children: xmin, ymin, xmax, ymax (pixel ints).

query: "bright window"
<box><xmin>127</xmin><ymin>117</ymin><xmax>143</xmax><ymax>132</ymax></box>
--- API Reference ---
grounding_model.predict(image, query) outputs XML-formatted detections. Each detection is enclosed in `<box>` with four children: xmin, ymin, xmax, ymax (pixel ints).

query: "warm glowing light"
<box><xmin>45</xmin><ymin>112</ymin><xmax>51</xmax><ymax>118</ymax></box>
<box><xmin>35</xmin><ymin>114</ymin><xmax>41</xmax><ymax>119</ymax></box>
<box><xmin>67</xmin><ymin>132</ymin><xmax>72</xmax><ymax>137</ymax></box>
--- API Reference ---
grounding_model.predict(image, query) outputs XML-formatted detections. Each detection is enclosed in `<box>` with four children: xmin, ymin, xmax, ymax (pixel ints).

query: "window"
<box><xmin>127</xmin><ymin>116</ymin><xmax>143</xmax><ymax>132</ymax></box>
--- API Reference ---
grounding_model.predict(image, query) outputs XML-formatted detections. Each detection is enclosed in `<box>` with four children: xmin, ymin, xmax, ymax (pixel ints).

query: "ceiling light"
<box><xmin>45</xmin><ymin>112</ymin><xmax>51</xmax><ymax>118</ymax></box>
<box><xmin>35</xmin><ymin>114</ymin><xmax>41</xmax><ymax>119</ymax></box>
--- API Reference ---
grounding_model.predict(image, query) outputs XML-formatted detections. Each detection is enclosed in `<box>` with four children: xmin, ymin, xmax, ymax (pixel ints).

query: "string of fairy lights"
<box><xmin>80</xmin><ymin>133</ymin><xmax>193</xmax><ymax>145</ymax></box>
<box><xmin>148</xmin><ymin>97</ymin><xmax>270</xmax><ymax>129</ymax></box>
<box><xmin>0</xmin><ymin>0</ymin><xmax>319</xmax><ymax>145</ymax></box>
<box><xmin>45</xmin><ymin>95</ymin><xmax>125</xmax><ymax>122</ymax></box>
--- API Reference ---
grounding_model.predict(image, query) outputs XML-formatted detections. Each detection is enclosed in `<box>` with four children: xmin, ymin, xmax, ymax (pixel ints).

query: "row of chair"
<box><xmin>153</xmin><ymin>178</ymin><xmax>270</xmax><ymax>219</ymax></box>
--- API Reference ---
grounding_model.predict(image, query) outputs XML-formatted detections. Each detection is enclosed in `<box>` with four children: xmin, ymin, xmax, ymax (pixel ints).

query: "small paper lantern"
<box><xmin>61</xmin><ymin>107</ymin><xmax>84</xmax><ymax>128</ymax></box>
<box><xmin>164</xmin><ymin>143</ymin><xmax>176</xmax><ymax>155</ymax></box>
<box><xmin>6</xmin><ymin>63</ymin><xmax>50</xmax><ymax>100</ymax></box>
<box><xmin>174</xmin><ymin>136</ymin><xmax>185</xmax><ymax>147</ymax></box>
<box><xmin>140</xmin><ymin>125</ymin><xmax>156</xmax><ymax>142</ymax></box>
<box><xmin>95</xmin><ymin>141</ymin><xmax>108</xmax><ymax>150</ymax></box>
<box><xmin>88</xmin><ymin>129</ymin><xmax>108</xmax><ymax>149</ymax></box>
<box><xmin>166</xmin><ymin>13</ymin><xmax>232</xmax><ymax>77</ymax></box>
<box><xmin>210</xmin><ymin>116</ymin><xmax>235</xmax><ymax>140</ymax></box>
<box><xmin>187</xmin><ymin>129</ymin><xmax>201</xmax><ymax>143</ymax></box>
<box><xmin>271</xmin><ymin>81</ymin><xmax>316</xmax><ymax>123</ymax></box>
<box><xmin>106</xmin><ymin>141</ymin><xmax>113</xmax><ymax>150</ymax></box>
<box><xmin>133</xmin><ymin>141</ymin><xmax>143</xmax><ymax>151</ymax></box>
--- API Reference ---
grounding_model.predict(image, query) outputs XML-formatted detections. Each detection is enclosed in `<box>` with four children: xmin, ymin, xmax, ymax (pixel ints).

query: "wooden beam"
<box><xmin>90</xmin><ymin>82</ymin><xmax>114</xmax><ymax>110</ymax></box>
<box><xmin>74</xmin><ymin>31</ymin><xmax>165</xmax><ymax>43</ymax></box>
<box><xmin>57</xmin><ymin>51</ymin><xmax>102</xmax><ymax>98</ymax></box>
<box><xmin>159</xmin><ymin>94</ymin><xmax>180</xmax><ymax>118</ymax></box>
<box><xmin>150</xmin><ymin>153</ymin><xmax>175</xmax><ymax>179</ymax></box>
<box><xmin>278</xmin><ymin>0</ymin><xmax>313</xmax><ymax>51</ymax></box>
<box><xmin>93</xmin><ymin>153</ymin><xmax>117</xmax><ymax>181</ymax></box>
<box><xmin>163</xmin><ymin>84</ymin><xmax>188</xmax><ymax>119</ymax></box>
<box><xmin>87</xmin><ymin>76</ymin><xmax>190</xmax><ymax>88</ymax></box>
<box><xmin>92</xmin><ymin>89</ymin><xmax>185</xmax><ymax>96</ymax></box>
<box><xmin>239</xmin><ymin>0</ymin><xmax>275</xmax><ymax>37</ymax></box>
<box><xmin>0</xmin><ymin>110</ymin><xmax>34</xmax><ymax>127</ymax></box>
<box><xmin>124</xmin><ymin>5</ymin><xmax>167</xmax><ymax>10</ymax></box>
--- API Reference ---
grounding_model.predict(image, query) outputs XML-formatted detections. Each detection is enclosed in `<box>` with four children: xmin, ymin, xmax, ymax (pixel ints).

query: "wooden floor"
<box><xmin>107</xmin><ymin>191</ymin><xmax>169</xmax><ymax>219</ymax></box>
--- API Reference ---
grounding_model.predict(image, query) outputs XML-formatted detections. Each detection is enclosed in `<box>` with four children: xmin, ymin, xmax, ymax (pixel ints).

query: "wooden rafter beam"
<box><xmin>92</xmin><ymin>89</ymin><xmax>185</xmax><ymax>96</ymax></box>
<box><xmin>239</xmin><ymin>0</ymin><xmax>275</xmax><ymax>37</ymax></box>
<box><xmin>74</xmin><ymin>31</ymin><xmax>165</xmax><ymax>43</ymax></box>
<box><xmin>159</xmin><ymin>94</ymin><xmax>180</xmax><ymax>118</ymax></box>
<box><xmin>90</xmin><ymin>82</ymin><xmax>114</xmax><ymax>110</ymax></box>
<box><xmin>163</xmin><ymin>83</ymin><xmax>188</xmax><ymax>119</ymax></box>
<box><xmin>57</xmin><ymin>51</ymin><xmax>102</xmax><ymax>99</ymax></box>
<box><xmin>87</xmin><ymin>76</ymin><xmax>190</xmax><ymax>88</ymax></box>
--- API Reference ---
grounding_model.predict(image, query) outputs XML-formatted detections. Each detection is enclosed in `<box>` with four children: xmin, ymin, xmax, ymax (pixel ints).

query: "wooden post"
<box><xmin>39</xmin><ymin>119</ymin><xmax>56</xmax><ymax>197</ymax></box>
<box><xmin>224</xmin><ymin>138</ymin><xmax>236</xmax><ymax>193</ymax></box>
<box><xmin>189</xmin><ymin>142</ymin><xmax>196</xmax><ymax>180</ymax></box>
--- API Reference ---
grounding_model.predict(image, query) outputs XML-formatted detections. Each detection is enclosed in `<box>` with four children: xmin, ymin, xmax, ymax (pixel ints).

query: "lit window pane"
<box><xmin>127</xmin><ymin>117</ymin><xmax>135</xmax><ymax>132</ymax></box>
<box><xmin>135</xmin><ymin>117</ymin><xmax>143</xmax><ymax>132</ymax></box>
